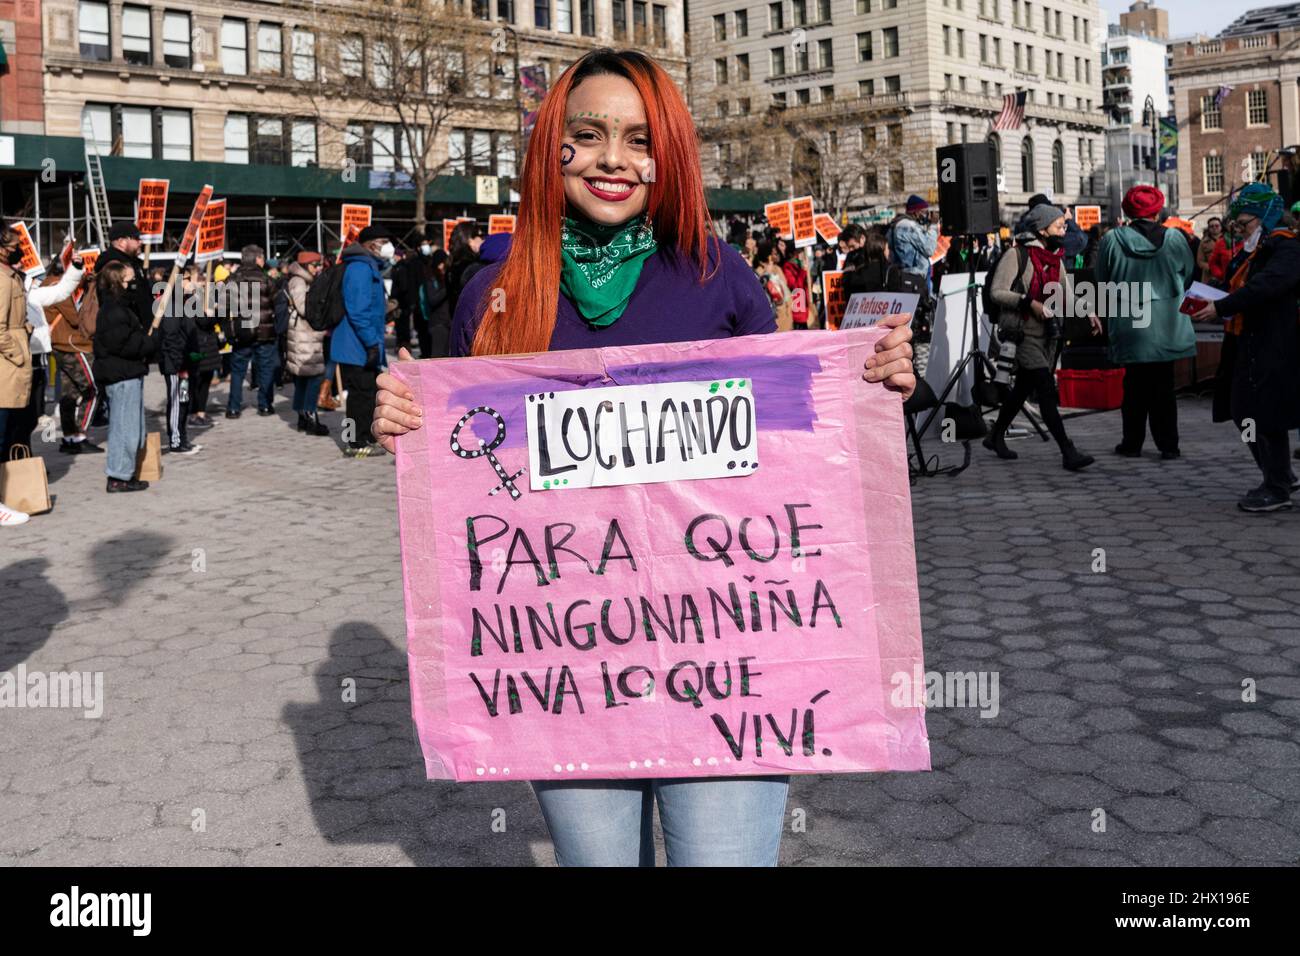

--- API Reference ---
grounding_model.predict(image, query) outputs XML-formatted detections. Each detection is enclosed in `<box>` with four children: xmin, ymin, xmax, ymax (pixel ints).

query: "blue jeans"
<box><xmin>228</xmin><ymin>341</ymin><xmax>278</xmax><ymax>412</ymax></box>
<box><xmin>293</xmin><ymin>373</ymin><xmax>324</xmax><ymax>413</ymax></box>
<box><xmin>532</xmin><ymin>776</ymin><xmax>789</xmax><ymax>867</ymax></box>
<box><xmin>104</xmin><ymin>377</ymin><xmax>144</xmax><ymax>480</ymax></box>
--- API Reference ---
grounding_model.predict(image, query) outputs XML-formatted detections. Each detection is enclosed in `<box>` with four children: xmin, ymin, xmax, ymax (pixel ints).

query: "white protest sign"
<box><xmin>524</xmin><ymin>380</ymin><xmax>758</xmax><ymax>491</ymax></box>
<box><xmin>841</xmin><ymin>291</ymin><xmax>921</xmax><ymax>330</ymax></box>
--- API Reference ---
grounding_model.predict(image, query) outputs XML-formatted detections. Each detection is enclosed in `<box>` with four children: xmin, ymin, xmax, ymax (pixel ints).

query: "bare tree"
<box><xmin>286</xmin><ymin>0</ymin><xmax>514</xmax><ymax>234</ymax></box>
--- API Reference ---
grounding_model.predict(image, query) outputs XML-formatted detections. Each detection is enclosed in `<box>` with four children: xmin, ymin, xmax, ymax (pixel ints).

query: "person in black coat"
<box><xmin>159</xmin><ymin>271</ymin><xmax>201</xmax><ymax>453</ymax></box>
<box><xmin>92</xmin><ymin>259</ymin><xmax>158</xmax><ymax>492</ymax></box>
<box><xmin>1193</xmin><ymin>185</ymin><xmax>1300</xmax><ymax>512</ymax></box>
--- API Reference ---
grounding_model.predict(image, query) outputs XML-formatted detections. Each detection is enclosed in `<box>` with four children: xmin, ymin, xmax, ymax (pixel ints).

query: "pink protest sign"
<box><xmin>393</xmin><ymin>329</ymin><xmax>930</xmax><ymax>782</ymax></box>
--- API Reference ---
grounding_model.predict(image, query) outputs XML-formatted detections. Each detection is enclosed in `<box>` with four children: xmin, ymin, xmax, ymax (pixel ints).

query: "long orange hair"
<box><xmin>471</xmin><ymin>49</ymin><xmax>712</xmax><ymax>356</ymax></box>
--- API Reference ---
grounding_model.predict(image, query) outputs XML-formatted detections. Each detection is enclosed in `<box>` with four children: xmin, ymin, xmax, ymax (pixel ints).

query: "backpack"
<box><xmin>304</xmin><ymin>262</ymin><xmax>348</xmax><ymax>332</ymax></box>
<box><xmin>981</xmin><ymin>244</ymin><xmax>1029</xmax><ymax>318</ymax></box>
<box><xmin>271</xmin><ymin>275</ymin><xmax>292</xmax><ymax>336</ymax></box>
<box><xmin>76</xmin><ymin>280</ymin><xmax>99</xmax><ymax>339</ymax></box>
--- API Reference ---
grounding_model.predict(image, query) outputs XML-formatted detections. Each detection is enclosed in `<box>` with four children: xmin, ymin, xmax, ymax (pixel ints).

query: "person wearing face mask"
<box><xmin>368</xmin><ymin>49</ymin><xmax>916</xmax><ymax>868</ymax></box>
<box><xmin>1196</xmin><ymin>218</ymin><xmax>1223</xmax><ymax>283</ymax></box>
<box><xmin>1096</xmin><ymin>185</ymin><xmax>1196</xmax><ymax>461</ymax></box>
<box><xmin>332</xmin><ymin>225</ymin><xmax>392</xmax><ymax>458</ymax></box>
<box><xmin>446</xmin><ymin>221</ymin><xmax>484</xmax><ymax>321</ymax></box>
<box><xmin>97</xmin><ymin>222</ymin><xmax>153</xmax><ymax>330</ymax></box>
<box><xmin>391</xmin><ymin>234</ymin><xmax>435</xmax><ymax>356</ymax></box>
<box><xmin>983</xmin><ymin>203</ymin><xmax>1097</xmax><ymax>470</ymax></box>
<box><xmin>1192</xmin><ymin>183</ymin><xmax>1300</xmax><ymax>512</ymax></box>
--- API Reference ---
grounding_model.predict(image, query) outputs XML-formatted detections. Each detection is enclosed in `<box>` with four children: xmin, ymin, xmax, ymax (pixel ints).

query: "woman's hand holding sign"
<box><xmin>374</xmin><ymin>347</ymin><xmax>422</xmax><ymax>454</ymax></box>
<box><xmin>863</xmin><ymin>311</ymin><xmax>916</xmax><ymax>401</ymax></box>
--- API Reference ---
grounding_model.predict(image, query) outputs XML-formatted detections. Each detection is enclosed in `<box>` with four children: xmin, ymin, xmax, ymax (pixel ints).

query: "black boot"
<box><xmin>306</xmin><ymin>412</ymin><xmax>329</xmax><ymax>437</ymax></box>
<box><xmin>982</xmin><ymin>429</ymin><xmax>1018</xmax><ymax>460</ymax></box>
<box><xmin>296</xmin><ymin>412</ymin><xmax>312</xmax><ymax>433</ymax></box>
<box><xmin>1062</xmin><ymin>442</ymin><xmax>1095</xmax><ymax>471</ymax></box>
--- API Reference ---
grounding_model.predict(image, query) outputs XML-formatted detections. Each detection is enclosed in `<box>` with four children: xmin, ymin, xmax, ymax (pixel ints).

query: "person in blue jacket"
<box><xmin>332</xmin><ymin>224</ymin><xmax>393</xmax><ymax>458</ymax></box>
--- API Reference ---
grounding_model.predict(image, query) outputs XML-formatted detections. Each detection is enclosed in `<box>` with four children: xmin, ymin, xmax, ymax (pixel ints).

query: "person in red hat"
<box><xmin>1096</xmin><ymin>184</ymin><xmax>1196</xmax><ymax>460</ymax></box>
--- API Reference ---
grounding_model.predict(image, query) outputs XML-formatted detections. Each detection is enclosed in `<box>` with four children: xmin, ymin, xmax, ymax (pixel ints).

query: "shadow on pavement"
<box><xmin>285</xmin><ymin>621</ymin><xmax>541</xmax><ymax>866</ymax></box>
<box><xmin>0</xmin><ymin>558</ymin><xmax>70</xmax><ymax>672</ymax></box>
<box><xmin>90</xmin><ymin>531</ymin><xmax>177</xmax><ymax>608</ymax></box>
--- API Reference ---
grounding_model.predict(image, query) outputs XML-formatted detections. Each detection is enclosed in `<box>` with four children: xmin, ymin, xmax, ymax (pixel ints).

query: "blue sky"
<box><xmin>1098</xmin><ymin>0</ymin><xmax>1247</xmax><ymax>37</ymax></box>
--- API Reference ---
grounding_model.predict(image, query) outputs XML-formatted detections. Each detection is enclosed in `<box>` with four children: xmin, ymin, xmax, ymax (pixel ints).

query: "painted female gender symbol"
<box><xmin>560</xmin><ymin>143</ymin><xmax>575</xmax><ymax>166</ymax></box>
<box><xmin>450</xmin><ymin>406</ymin><xmax>524</xmax><ymax>501</ymax></box>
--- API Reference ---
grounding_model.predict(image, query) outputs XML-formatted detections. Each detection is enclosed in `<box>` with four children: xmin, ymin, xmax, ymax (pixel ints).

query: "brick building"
<box><xmin>1169</xmin><ymin>13</ymin><xmax>1300</xmax><ymax>223</ymax></box>
<box><xmin>0</xmin><ymin>0</ymin><xmax>44</xmax><ymax>134</ymax></box>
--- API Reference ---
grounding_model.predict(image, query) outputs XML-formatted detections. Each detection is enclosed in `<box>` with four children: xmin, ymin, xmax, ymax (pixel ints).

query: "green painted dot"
<box><xmin>543</xmin><ymin>480</ymin><xmax>551</xmax><ymax>490</ymax></box>
<box><xmin>709</xmin><ymin>382</ymin><xmax>720</xmax><ymax>394</ymax></box>
<box><xmin>725</xmin><ymin>380</ymin><xmax>734</xmax><ymax>388</ymax></box>
<box><xmin>738</xmin><ymin>379</ymin><xmax>747</xmax><ymax>387</ymax></box>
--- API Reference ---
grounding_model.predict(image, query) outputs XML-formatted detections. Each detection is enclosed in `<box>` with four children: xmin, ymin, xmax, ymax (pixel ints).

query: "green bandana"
<box><xmin>560</xmin><ymin>215</ymin><xmax>658</xmax><ymax>327</ymax></box>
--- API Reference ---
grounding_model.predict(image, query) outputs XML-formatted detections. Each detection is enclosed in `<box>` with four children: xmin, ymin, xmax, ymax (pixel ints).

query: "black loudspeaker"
<box><xmin>936</xmin><ymin>143</ymin><xmax>1001</xmax><ymax>236</ymax></box>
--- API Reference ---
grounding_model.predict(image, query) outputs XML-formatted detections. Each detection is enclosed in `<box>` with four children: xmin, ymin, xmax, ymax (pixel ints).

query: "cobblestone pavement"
<box><xmin>2</xmin><ymin>375</ymin><xmax>1297</xmax><ymax>866</ymax></box>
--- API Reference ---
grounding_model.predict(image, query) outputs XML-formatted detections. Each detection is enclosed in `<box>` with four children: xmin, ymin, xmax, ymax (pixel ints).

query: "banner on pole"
<box><xmin>392</xmin><ymin>331</ymin><xmax>929</xmax><ymax>782</ymax></box>
<box><xmin>12</xmin><ymin>223</ymin><xmax>43</xmax><ymax>276</ymax></box>
<box><xmin>176</xmin><ymin>185</ymin><xmax>214</xmax><ymax>265</ymax></box>
<box><xmin>813</xmin><ymin>213</ymin><xmax>841</xmax><ymax>244</ymax></box>
<box><xmin>135</xmin><ymin>179</ymin><xmax>169</xmax><ymax>244</ymax></box>
<box><xmin>791</xmin><ymin>196</ymin><xmax>817</xmax><ymax>248</ymax></box>
<box><xmin>764</xmin><ymin>200</ymin><xmax>794</xmax><ymax>240</ymax></box>
<box><xmin>340</xmin><ymin>204</ymin><xmax>373</xmax><ymax>249</ymax></box>
<box><xmin>194</xmin><ymin>198</ymin><xmax>227</xmax><ymax>265</ymax></box>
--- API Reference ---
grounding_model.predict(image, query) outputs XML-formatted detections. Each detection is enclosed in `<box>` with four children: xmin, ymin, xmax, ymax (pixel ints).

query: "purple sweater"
<box><xmin>449</xmin><ymin>238</ymin><xmax>775</xmax><ymax>356</ymax></box>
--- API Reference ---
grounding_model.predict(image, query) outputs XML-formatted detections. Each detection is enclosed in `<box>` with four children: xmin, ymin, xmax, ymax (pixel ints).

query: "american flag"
<box><xmin>993</xmin><ymin>90</ymin><xmax>1027</xmax><ymax>130</ymax></box>
<box><xmin>1214</xmin><ymin>85</ymin><xmax>1234</xmax><ymax>108</ymax></box>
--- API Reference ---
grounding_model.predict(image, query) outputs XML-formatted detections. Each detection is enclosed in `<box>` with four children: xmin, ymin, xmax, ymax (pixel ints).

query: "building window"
<box><xmin>887</xmin><ymin>122</ymin><xmax>902</xmax><ymax>147</ymax></box>
<box><xmin>817</xmin><ymin>0</ymin><xmax>830</xmax><ymax>20</ymax></box>
<box><xmin>715</xmin><ymin>57</ymin><xmax>728</xmax><ymax>84</ymax></box>
<box><xmin>1052</xmin><ymin>139</ymin><xmax>1064</xmax><ymax>195</ymax></box>
<box><xmin>372</xmin><ymin>40</ymin><xmax>393</xmax><ymax>88</ymax></box>
<box><xmin>863</xmin><ymin>169</ymin><xmax>879</xmax><ymax>193</ymax></box>
<box><xmin>862</xmin><ymin>126</ymin><xmax>877</xmax><ymax>150</ymax></box>
<box><xmin>257</xmin><ymin>23</ymin><xmax>283</xmax><ymax>75</ymax></box>
<box><xmin>796</xmin><ymin>88</ymin><xmax>811</xmax><ymax>105</ymax></box>
<box><xmin>1247</xmin><ymin>90</ymin><xmax>1268</xmax><ymax>126</ymax></box>
<box><xmin>221</xmin><ymin>19</ymin><xmax>248</xmax><ymax>75</ymax></box>
<box><xmin>857</xmin><ymin>0</ymin><xmax>871</xmax><ymax>12</ymax></box>
<box><xmin>339</xmin><ymin>35</ymin><xmax>364</xmax><ymax>78</ymax></box>
<box><xmin>1021</xmin><ymin>137</ymin><xmax>1035</xmax><ymax>192</ymax></box>
<box><xmin>736</xmin><ymin>10</ymin><xmax>748</xmax><ymax>37</ymax></box>
<box><xmin>292</xmin><ymin>30</ymin><xmax>316</xmax><ymax>81</ymax></box>
<box><xmin>738</xmin><ymin>96</ymin><xmax>751</xmax><ymax>114</ymax></box>
<box><xmin>83</xmin><ymin>103</ymin><xmax>191</xmax><ymax>160</ymax></box>
<box><xmin>818</xmin><ymin>38</ymin><xmax>833</xmax><ymax>69</ymax></box>
<box><xmin>859</xmin><ymin>79</ymin><xmax>874</xmax><ymax>97</ymax></box>
<box><xmin>772</xmin><ymin>91</ymin><xmax>787</xmax><ymax>107</ymax></box>
<box><xmin>536</xmin><ymin>0</ymin><xmax>551</xmax><ymax>30</ymax></box>
<box><xmin>858</xmin><ymin>32</ymin><xmax>872</xmax><ymax>61</ymax></box>
<box><xmin>225</xmin><ymin>112</ymin><xmax>250</xmax><ymax>163</ymax></box>
<box><xmin>122</xmin><ymin>5</ymin><xmax>151</xmax><ymax>66</ymax></box>
<box><xmin>612</xmin><ymin>0</ymin><xmax>627</xmax><ymax>39</ymax></box>
<box><xmin>1201</xmin><ymin>94</ymin><xmax>1222</xmax><ymax>131</ymax></box>
<box><xmin>714</xmin><ymin>13</ymin><xmax>727</xmax><ymax>41</ymax></box>
<box><xmin>889</xmin><ymin>166</ymin><xmax>904</xmax><ymax>192</ymax></box>
<box><xmin>737</xmin><ymin>52</ymin><xmax>750</xmax><ymax>81</ymax></box>
<box><xmin>447</xmin><ymin>128</ymin><xmax>511</xmax><ymax>176</ymax></box>
<box><xmin>163</xmin><ymin>11</ymin><xmax>191</xmax><ymax>69</ymax></box>
<box><xmin>78</xmin><ymin>1</ymin><xmax>111</xmax><ymax>61</ymax></box>
<box><xmin>291</xmin><ymin>120</ymin><xmax>317</xmax><ymax>166</ymax></box>
<box><xmin>633</xmin><ymin>1</ymin><xmax>647</xmax><ymax>43</ymax></box>
<box><xmin>883</xmin><ymin>27</ymin><xmax>899</xmax><ymax>58</ymax></box>
<box><xmin>1204</xmin><ymin>153</ymin><xmax>1224</xmax><ymax>193</ymax></box>
<box><xmin>652</xmin><ymin>4</ymin><xmax>667</xmax><ymax>46</ymax></box>
<box><xmin>770</xmin><ymin>47</ymin><xmax>786</xmax><ymax>76</ymax></box>
<box><xmin>794</xmin><ymin>42</ymin><xmax>809</xmax><ymax>72</ymax></box>
<box><xmin>884</xmin><ymin>75</ymin><xmax>901</xmax><ymax>93</ymax></box>
<box><xmin>821</xmin><ymin>84</ymin><xmax>834</xmax><ymax>102</ymax></box>
<box><xmin>769</xmin><ymin>2</ymin><xmax>783</xmax><ymax>31</ymax></box>
<box><xmin>1251</xmin><ymin>150</ymin><xmax>1269</xmax><ymax>181</ymax></box>
<box><xmin>947</xmin><ymin>121</ymin><xmax>956</xmax><ymax>144</ymax></box>
<box><xmin>556</xmin><ymin>0</ymin><xmax>573</xmax><ymax>33</ymax></box>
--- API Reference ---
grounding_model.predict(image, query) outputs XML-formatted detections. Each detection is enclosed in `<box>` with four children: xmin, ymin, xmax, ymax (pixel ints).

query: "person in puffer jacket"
<box><xmin>284</xmin><ymin>251</ymin><xmax>329</xmax><ymax>436</ymax></box>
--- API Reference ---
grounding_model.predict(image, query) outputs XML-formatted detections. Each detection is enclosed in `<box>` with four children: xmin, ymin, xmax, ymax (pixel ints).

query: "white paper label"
<box><xmin>525</xmin><ymin>380</ymin><xmax>758</xmax><ymax>491</ymax></box>
<box><xmin>841</xmin><ymin>292</ymin><xmax>920</xmax><ymax>330</ymax></box>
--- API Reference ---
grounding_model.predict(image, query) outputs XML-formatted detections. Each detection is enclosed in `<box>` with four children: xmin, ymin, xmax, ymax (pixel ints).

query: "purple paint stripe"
<box><xmin>446</xmin><ymin>354</ymin><xmax>822</xmax><ymax>449</ymax></box>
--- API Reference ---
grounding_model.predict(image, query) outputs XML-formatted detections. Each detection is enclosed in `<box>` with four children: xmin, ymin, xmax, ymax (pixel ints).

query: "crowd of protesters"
<box><xmin>3</xmin><ymin>176</ymin><xmax>1298</xmax><ymax>525</ymax></box>
<box><xmin>0</xmin><ymin>217</ymin><xmax>472</xmax><ymax>525</ymax></box>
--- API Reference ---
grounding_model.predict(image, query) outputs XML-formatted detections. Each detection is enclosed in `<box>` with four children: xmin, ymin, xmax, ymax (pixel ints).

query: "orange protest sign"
<box><xmin>488</xmin><ymin>214</ymin><xmax>516</xmax><ymax>235</ymax></box>
<box><xmin>443</xmin><ymin>217</ymin><xmax>475</xmax><ymax>250</ymax></box>
<box><xmin>340</xmin><ymin>204</ymin><xmax>372</xmax><ymax>248</ymax></box>
<box><xmin>195</xmin><ymin>198</ymin><xmax>227</xmax><ymax>264</ymax></box>
<box><xmin>77</xmin><ymin>249</ymin><xmax>100</xmax><ymax>273</ymax></box>
<box><xmin>930</xmin><ymin>233</ymin><xmax>952</xmax><ymax>265</ymax></box>
<box><xmin>11</xmin><ymin>223</ymin><xmax>43</xmax><ymax>276</ymax></box>
<box><xmin>176</xmin><ymin>185</ymin><xmax>214</xmax><ymax>263</ymax></box>
<box><xmin>764</xmin><ymin>200</ymin><xmax>794</xmax><ymax>240</ymax></box>
<box><xmin>1074</xmin><ymin>205</ymin><xmax>1101</xmax><ymax>232</ymax></box>
<box><xmin>813</xmin><ymin>213</ymin><xmax>841</xmax><ymax>244</ymax></box>
<box><xmin>791</xmin><ymin>196</ymin><xmax>816</xmax><ymax>248</ymax></box>
<box><xmin>822</xmin><ymin>270</ymin><xmax>847</xmax><ymax>330</ymax></box>
<box><xmin>136</xmin><ymin>179</ymin><xmax>170</xmax><ymax>244</ymax></box>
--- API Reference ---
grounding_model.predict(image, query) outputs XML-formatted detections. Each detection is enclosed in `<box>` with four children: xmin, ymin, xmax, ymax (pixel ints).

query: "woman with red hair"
<box><xmin>372</xmin><ymin>49</ymin><xmax>915</xmax><ymax>866</ymax></box>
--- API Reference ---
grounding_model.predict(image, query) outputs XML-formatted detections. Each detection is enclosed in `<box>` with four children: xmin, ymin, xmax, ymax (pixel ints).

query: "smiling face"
<box><xmin>562</xmin><ymin>73</ymin><xmax>652</xmax><ymax>226</ymax></box>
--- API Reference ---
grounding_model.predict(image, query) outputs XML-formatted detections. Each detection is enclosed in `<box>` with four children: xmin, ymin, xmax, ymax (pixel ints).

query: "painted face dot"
<box><xmin>707</xmin><ymin>757</ymin><xmax>719</xmax><ymax>766</ymax></box>
<box><xmin>643</xmin><ymin>759</ymin><xmax>653</xmax><ymax>768</ymax></box>
<box><xmin>489</xmin><ymin>767</ymin><xmax>498</xmax><ymax>775</ymax></box>
<box><xmin>692</xmin><ymin>757</ymin><xmax>702</xmax><ymax>766</ymax></box>
<box><xmin>566</xmin><ymin>762</ymin><xmax>575</xmax><ymax>771</ymax></box>
<box><xmin>580</xmin><ymin>762</ymin><xmax>589</xmax><ymax>770</ymax></box>
<box><xmin>629</xmin><ymin>760</ymin><xmax>639</xmax><ymax>769</ymax></box>
<box><xmin>553</xmin><ymin>763</ymin><xmax>562</xmax><ymax>773</ymax></box>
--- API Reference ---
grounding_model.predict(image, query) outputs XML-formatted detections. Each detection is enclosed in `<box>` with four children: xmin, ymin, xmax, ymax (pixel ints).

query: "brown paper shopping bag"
<box><xmin>0</xmin><ymin>445</ymin><xmax>52</xmax><ymax>514</ymax></box>
<box><xmin>134</xmin><ymin>431</ymin><xmax>164</xmax><ymax>481</ymax></box>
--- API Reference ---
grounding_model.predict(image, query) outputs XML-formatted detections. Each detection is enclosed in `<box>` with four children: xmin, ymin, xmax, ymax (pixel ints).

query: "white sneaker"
<box><xmin>0</xmin><ymin>502</ymin><xmax>30</xmax><ymax>527</ymax></box>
